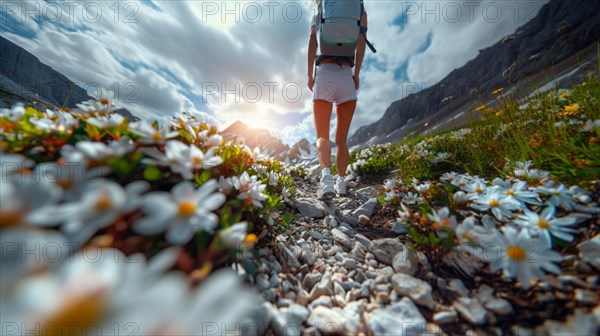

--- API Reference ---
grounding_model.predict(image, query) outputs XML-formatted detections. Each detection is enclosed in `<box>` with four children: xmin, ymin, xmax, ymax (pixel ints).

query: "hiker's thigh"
<box><xmin>313</xmin><ymin>100</ymin><xmax>333</xmax><ymax>140</ymax></box>
<box><xmin>335</xmin><ymin>100</ymin><xmax>356</xmax><ymax>145</ymax></box>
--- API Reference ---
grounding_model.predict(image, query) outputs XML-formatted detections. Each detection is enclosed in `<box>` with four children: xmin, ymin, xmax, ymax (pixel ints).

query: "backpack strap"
<box><xmin>359</xmin><ymin>0</ymin><xmax>377</xmax><ymax>53</ymax></box>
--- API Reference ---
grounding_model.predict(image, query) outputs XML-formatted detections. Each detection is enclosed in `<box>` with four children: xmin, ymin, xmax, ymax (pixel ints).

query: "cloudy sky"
<box><xmin>1</xmin><ymin>0</ymin><xmax>548</xmax><ymax>145</ymax></box>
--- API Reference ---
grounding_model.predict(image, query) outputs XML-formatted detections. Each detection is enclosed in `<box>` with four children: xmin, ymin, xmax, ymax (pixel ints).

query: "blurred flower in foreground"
<box><xmin>1</xmin><ymin>178</ymin><xmax>62</xmax><ymax>229</ymax></box>
<box><xmin>133</xmin><ymin>180</ymin><xmax>226</xmax><ymax>245</ymax></box>
<box><xmin>31</xmin><ymin>180</ymin><xmax>149</xmax><ymax>244</ymax></box>
<box><xmin>86</xmin><ymin>113</ymin><xmax>125</xmax><ymax>128</ymax></box>
<box><xmin>0</xmin><ymin>247</ymin><xmax>259</xmax><ymax>335</ymax></box>
<box><xmin>0</xmin><ymin>103</ymin><xmax>25</xmax><ymax>122</ymax></box>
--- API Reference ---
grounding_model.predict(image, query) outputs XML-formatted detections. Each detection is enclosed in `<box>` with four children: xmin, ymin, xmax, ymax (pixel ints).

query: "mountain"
<box><xmin>0</xmin><ymin>36</ymin><xmax>138</xmax><ymax>121</ymax></box>
<box><xmin>349</xmin><ymin>0</ymin><xmax>600</xmax><ymax>147</ymax></box>
<box><xmin>0</xmin><ymin>36</ymin><xmax>90</xmax><ymax>108</ymax></box>
<box><xmin>221</xmin><ymin>120</ymin><xmax>315</xmax><ymax>163</ymax></box>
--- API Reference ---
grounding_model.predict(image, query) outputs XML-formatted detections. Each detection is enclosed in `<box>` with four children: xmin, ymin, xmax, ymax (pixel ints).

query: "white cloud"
<box><xmin>3</xmin><ymin>0</ymin><xmax>547</xmax><ymax>145</ymax></box>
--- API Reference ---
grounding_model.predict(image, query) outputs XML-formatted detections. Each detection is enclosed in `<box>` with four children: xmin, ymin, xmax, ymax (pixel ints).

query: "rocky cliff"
<box><xmin>349</xmin><ymin>0</ymin><xmax>600</xmax><ymax>146</ymax></box>
<box><xmin>0</xmin><ymin>36</ymin><xmax>91</xmax><ymax>108</ymax></box>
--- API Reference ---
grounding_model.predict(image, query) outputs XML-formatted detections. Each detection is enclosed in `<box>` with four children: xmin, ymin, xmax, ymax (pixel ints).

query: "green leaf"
<box><xmin>143</xmin><ymin>166</ymin><xmax>163</xmax><ymax>181</ymax></box>
<box><xmin>194</xmin><ymin>170</ymin><xmax>213</xmax><ymax>185</ymax></box>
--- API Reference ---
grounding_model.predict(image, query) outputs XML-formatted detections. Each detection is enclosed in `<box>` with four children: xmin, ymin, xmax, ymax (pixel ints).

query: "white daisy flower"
<box><xmin>0</xmin><ymin>153</ymin><xmax>34</xmax><ymax>176</ymax></box>
<box><xmin>384</xmin><ymin>189</ymin><xmax>397</xmax><ymax>201</ymax></box>
<box><xmin>456</xmin><ymin>216</ymin><xmax>496</xmax><ymax>246</ymax></box>
<box><xmin>0</xmin><ymin>178</ymin><xmax>62</xmax><ymax>228</ymax></box>
<box><xmin>481</xmin><ymin>226</ymin><xmax>563</xmax><ymax>289</ymax></box>
<box><xmin>440</xmin><ymin>172</ymin><xmax>457</xmax><ymax>183</ymax></box>
<box><xmin>427</xmin><ymin>207</ymin><xmax>457</xmax><ymax>238</ymax></box>
<box><xmin>430</xmin><ymin>152</ymin><xmax>451</xmax><ymax>164</ymax></box>
<box><xmin>414</xmin><ymin>182</ymin><xmax>431</xmax><ymax>194</ymax></box>
<box><xmin>218</xmin><ymin>176</ymin><xmax>235</xmax><ymax>195</ymax></box>
<box><xmin>268</xmin><ymin>171</ymin><xmax>279</xmax><ymax>186</ymax></box>
<box><xmin>383</xmin><ymin>178</ymin><xmax>397</xmax><ymax>192</ymax></box>
<box><xmin>133</xmin><ymin>180</ymin><xmax>226</xmax><ymax>245</ymax></box>
<box><xmin>129</xmin><ymin>121</ymin><xmax>178</xmax><ymax>145</ymax></box>
<box><xmin>451</xmin><ymin>175</ymin><xmax>469</xmax><ymax>188</ymax></box>
<box><xmin>462</xmin><ymin>179</ymin><xmax>487</xmax><ymax>199</ymax></box>
<box><xmin>33</xmin><ymin>153</ymin><xmax>110</xmax><ymax>198</ymax></box>
<box><xmin>0</xmin><ymin>103</ymin><xmax>25</xmax><ymax>122</ymax></box>
<box><xmin>402</xmin><ymin>192</ymin><xmax>423</xmax><ymax>205</ymax></box>
<box><xmin>568</xmin><ymin>185</ymin><xmax>592</xmax><ymax>204</ymax></box>
<box><xmin>266</xmin><ymin>209</ymin><xmax>280</xmax><ymax>225</ymax></box>
<box><xmin>31</xmin><ymin>180</ymin><xmax>149</xmax><ymax>244</ymax></box>
<box><xmin>281</xmin><ymin>186</ymin><xmax>292</xmax><ymax>202</ymax></box>
<box><xmin>492</xmin><ymin>177</ymin><xmax>512</xmax><ymax>189</ymax></box>
<box><xmin>398</xmin><ymin>202</ymin><xmax>412</xmax><ymax>221</ymax></box>
<box><xmin>453</xmin><ymin>191</ymin><xmax>470</xmax><ymax>206</ymax></box>
<box><xmin>0</xmin><ymin>228</ymin><xmax>68</xmax><ymax>289</ymax></box>
<box><xmin>535</xmin><ymin>183</ymin><xmax>577</xmax><ymax>211</ymax></box>
<box><xmin>194</xmin><ymin>130</ymin><xmax>224</xmax><ymax>148</ymax></box>
<box><xmin>72</xmin><ymin>99</ymin><xmax>112</xmax><ymax>115</ymax></box>
<box><xmin>29</xmin><ymin>112</ymin><xmax>79</xmax><ymax>132</ymax></box>
<box><xmin>1</xmin><ymin>247</ymin><xmax>206</xmax><ymax>336</ymax></box>
<box><xmin>218</xmin><ymin>221</ymin><xmax>248</xmax><ymax>246</ymax></box>
<box><xmin>253</xmin><ymin>164</ymin><xmax>267</xmax><ymax>174</ymax></box>
<box><xmin>471</xmin><ymin>190</ymin><xmax>520</xmax><ymax>221</ymax></box>
<box><xmin>513</xmin><ymin>206</ymin><xmax>578</xmax><ymax>247</ymax></box>
<box><xmin>75</xmin><ymin>138</ymin><xmax>135</xmax><ymax>161</ymax></box>
<box><xmin>579</xmin><ymin>119</ymin><xmax>600</xmax><ymax>132</ymax></box>
<box><xmin>235</xmin><ymin>173</ymin><xmax>268</xmax><ymax>208</ymax></box>
<box><xmin>86</xmin><ymin>113</ymin><xmax>125</xmax><ymax>128</ymax></box>
<box><xmin>493</xmin><ymin>180</ymin><xmax>541</xmax><ymax>206</ymax></box>
<box><xmin>142</xmin><ymin>140</ymin><xmax>223</xmax><ymax>180</ymax></box>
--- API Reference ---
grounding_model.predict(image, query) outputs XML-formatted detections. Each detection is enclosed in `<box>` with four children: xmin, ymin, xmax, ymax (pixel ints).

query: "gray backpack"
<box><xmin>315</xmin><ymin>0</ymin><xmax>377</xmax><ymax>67</ymax></box>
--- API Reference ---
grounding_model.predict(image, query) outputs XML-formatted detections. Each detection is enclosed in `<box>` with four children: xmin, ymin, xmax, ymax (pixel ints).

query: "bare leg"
<box><xmin>314</xmin><ymin>99</ymin><xmax>333</xmax><ymax>169</ymax></box>
<box><xmin>335</xmin><ymin>99</ymin><xmax>356</xmax><ymax>176</ymax></box>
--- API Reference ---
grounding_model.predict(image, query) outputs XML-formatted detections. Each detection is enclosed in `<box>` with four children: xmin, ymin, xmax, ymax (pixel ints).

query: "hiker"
<box><xmin>307</xmin><ymin>0</ymin><xmax>376</xmax><ymax>200</ymax></box>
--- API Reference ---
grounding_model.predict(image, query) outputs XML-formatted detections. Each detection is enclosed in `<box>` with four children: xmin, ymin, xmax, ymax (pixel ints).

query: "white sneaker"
<box><xmin>319</xmin><ymin>173</ymin><xmax>335</xmax><ymax>200</ymax></box>
<box><xmin>335</xmin><ymin>175</ymin><xmax>347</xmax><ymax>195</ymax></box>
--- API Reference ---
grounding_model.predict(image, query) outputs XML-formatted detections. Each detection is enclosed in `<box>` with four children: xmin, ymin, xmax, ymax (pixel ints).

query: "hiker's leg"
<box><xmin>335</xmin><ymin>99</ymin><xmax>356</xmax><ymax>176</ymax></box>
<box><xmin>314</xmin><ymin>99</ymin><xmax>333</xmax><ymax>169</ymax></box>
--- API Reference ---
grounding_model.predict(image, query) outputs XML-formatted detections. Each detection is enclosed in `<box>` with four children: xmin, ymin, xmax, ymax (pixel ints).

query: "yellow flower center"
<box><xmin>57</xmin><ymin>177</ymin><xmax>74</xmax><ymax>189</ymax></box>
<box><xmin>0</xmin><ymin>208</ymin><xmax>24</xmax><ymax>228</ymax></box>
<box><xmin>192</xmin><ymin>156</ymin><xmax>203</xmax><ymax>166</ymax></box>
<box><xmin>462</xmin><ymin>233</ymin><xmax>475</xmax><ymax>241</ymax></box>
<box><xmin>506</xmin><ymin>190</ymin><xmax>515</xmax><ymax>195</ymax></box>
<box><xmin>551</xmin><ymin>190</ymin><xmax>560</xmax><ymax>195</ymax></box>
<box><xmin>507</xmin><ymin>246</ymin><xmax>527</xmax><ymax>262</ymax></box>
<box><xmin>536</xmin><ymin>220</ymin><xmax>550</xmax><ymax>229</ymax></box>
<box><xmin>440</xmin><ymin>218</ymin><xmax>450</xmax><ymax>227</ymax></box>
<box><xmin>153</xmin><ymin>132</ymin><xmax>163</xmax><ymax>141</ymax></box>
<box><xmin>42</xmin><ymin>289</ymin><xmax>107</xmax><ymax>336</ymax></box>
<box><xmin>178</xmin><ymin>202</ymin><xmax>197</xmax><ymax>217</ymax></box>
<box><xmin>244</xmin><ymin>233</ymin><xmax>258</xmax><ymax>244</ymax></box>
<box><xmin>489</xmin><ymin>199</ymin><xmax>500</xmax><ymax>207</ymax></box>
<box><xmin>475</xmin><ymin>187</ymin><xmax>483</xmax><ymax>193</ymax></box>
<box><xmin>95</xmin><ymin>194</ymin><xmax>112</xmax><ymax>211</ymax></box>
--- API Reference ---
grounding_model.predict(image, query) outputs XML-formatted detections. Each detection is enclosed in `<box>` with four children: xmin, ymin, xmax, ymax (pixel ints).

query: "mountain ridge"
<box><xmin>349</xmin><ymin>0</ymin><xmax>600</xmax><ymax>147</ymax></box>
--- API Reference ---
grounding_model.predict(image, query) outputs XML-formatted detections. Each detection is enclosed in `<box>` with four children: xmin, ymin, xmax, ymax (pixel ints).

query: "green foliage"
<box><xmin>349</xmin><ymin>76</ymin><xmax>600</xmax><ymax>185</ymax></box>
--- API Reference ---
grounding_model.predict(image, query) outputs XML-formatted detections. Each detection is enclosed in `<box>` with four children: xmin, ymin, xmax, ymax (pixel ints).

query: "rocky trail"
<box><xmin>242</xmin><ymin>171</ymin><xmax>600</xmax><ymax>336</ymax></box>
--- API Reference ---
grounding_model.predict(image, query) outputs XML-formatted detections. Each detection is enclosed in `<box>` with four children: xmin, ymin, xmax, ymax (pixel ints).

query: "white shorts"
<box><xmin>313</xmin><ymin>63</ymin><xmax>357</xmax><ymax>105</ymax></box>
